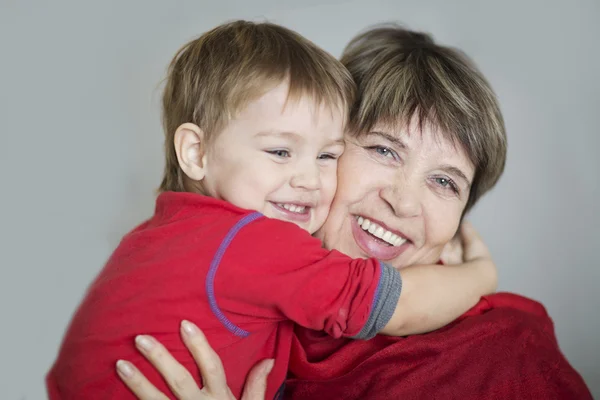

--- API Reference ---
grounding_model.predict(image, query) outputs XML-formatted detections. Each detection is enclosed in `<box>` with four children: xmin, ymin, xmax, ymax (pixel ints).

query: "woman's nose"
<box><xmin>379</xmin><ymin>178</ymin><xmax>422</xmax><ymax>218</ymax></box>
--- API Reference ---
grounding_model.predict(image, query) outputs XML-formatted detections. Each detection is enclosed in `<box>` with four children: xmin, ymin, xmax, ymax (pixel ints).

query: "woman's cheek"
<box><xmin>423</xmin><ymin>199</ymin><xmax>462</xmax><ymax>252</ymax></box>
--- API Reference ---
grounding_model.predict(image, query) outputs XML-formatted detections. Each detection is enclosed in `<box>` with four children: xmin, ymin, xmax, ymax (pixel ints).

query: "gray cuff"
<box><xmin>352</xmin><ymin>262</ymin><xmax>402</xmax><ymax>340</ymax></box>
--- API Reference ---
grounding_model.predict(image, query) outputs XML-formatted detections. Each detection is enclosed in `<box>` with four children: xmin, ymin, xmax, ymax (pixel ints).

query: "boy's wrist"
<box><xmin>468</xmin><ymin>257</ymin><xmax>498</xmax><ymax>294</ymax></box>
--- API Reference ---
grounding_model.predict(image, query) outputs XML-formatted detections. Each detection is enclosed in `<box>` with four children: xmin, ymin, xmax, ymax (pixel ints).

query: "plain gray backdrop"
<box><xmin>1</xmin><ymin>0</ymin><xmax>598</xmax><ymax>398</ymax></box>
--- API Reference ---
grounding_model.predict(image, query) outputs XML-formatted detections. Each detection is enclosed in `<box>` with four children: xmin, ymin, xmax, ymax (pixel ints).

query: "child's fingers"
<box><xmin>440</xmin><ymin>238</ymin><xmax>462</xmax><ymax>265</ymax></box>
<box><xmin>116</xmin><ymin>359</ymin><xmax>170</xmax><ymax>400</ymax></box>
<box><xmin>459</xmin><ymin>220</ymin><xmax>478</xmax><ymax>244</ymax></box>
<box><xmin>460</xmin><ymin>221</ymin><xmax>491</xmax><ymax>260</ymax></box>
<box><xmin>179</xmin><ymin>321</ymin><xmax>233</xmax><ymax>399</ymax></box>
<box><xmin>134</xmin><ymin>334</ymin><xmax>204</xmax><ymax>399</ymax></box>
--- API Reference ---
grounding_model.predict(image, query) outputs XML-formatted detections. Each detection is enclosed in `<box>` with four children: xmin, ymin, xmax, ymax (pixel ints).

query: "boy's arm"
<box><xmin>215</xmin><ymin>216</ymin><xmax>398</xmax><ymax>339</ymax></box>
<box><xmin>379</xmin><ymin>222</ymin><xmax>497</xmax><ymax>336</ymax></box>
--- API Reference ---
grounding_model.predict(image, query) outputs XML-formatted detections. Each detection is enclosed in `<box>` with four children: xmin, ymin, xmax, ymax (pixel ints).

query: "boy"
<box><xmin>47</xmin><ymin>21</ymin><xmax>495</xmax><ymax>399</ymax></box>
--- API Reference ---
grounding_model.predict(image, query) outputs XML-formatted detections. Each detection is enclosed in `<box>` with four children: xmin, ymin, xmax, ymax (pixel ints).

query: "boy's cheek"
<box><xmin>323</xmin><ymin>168</ymin><xmax>338</xmax><ymax>201</ymax></box>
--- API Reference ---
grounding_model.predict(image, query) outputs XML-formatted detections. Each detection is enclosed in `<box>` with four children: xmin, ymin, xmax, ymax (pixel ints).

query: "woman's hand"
<box><xmin>116</xmin><ymin>320</ymin><xmax>273</xmax><ymax>400</ymax></box>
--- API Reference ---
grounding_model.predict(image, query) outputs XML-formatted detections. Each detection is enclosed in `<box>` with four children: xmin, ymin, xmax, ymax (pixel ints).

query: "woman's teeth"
<box><xmin>356</xmin><ymin>216</ymin><xmax>406</xmax><ymax>247</ymax></box>
<box><xmin>277</xmin><ymin>203</ymin><xmax>307</xmax><ymax>214</ymax></box>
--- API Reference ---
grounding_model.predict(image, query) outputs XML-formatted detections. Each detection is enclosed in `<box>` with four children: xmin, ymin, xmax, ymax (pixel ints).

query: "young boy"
<box><xmin>47</xmin><ymin>21</ymin><xmax>496</xmax><ymax>400</ymax></box>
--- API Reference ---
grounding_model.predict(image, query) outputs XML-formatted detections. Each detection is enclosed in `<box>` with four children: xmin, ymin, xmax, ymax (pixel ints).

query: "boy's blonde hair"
<box><xmin>341</xmin><ymin>25</ymin><xmax>507</xmax><ymax>213</ymax></box>
<box><xmin>160</xmin><ymin>20</ymin><xmax>356</xmax><ymax>193</ymax></box>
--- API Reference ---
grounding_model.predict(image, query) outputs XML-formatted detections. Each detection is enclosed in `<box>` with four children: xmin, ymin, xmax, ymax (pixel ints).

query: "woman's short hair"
<box><xmin>342</xmin><ymin>25</ymin><xmax>507</xmax><ymax>212</ymax></box>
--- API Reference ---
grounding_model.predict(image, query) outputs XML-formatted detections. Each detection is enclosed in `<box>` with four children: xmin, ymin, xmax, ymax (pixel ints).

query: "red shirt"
<box><xmin>47</xmin><ymin>192</ymin><xmax>400</xmax><ymax>399</ymax></box>
<box><xmin>285</xmin><ymin>293</ymin><xmax>593</xmax><ymax>399</ymax></box>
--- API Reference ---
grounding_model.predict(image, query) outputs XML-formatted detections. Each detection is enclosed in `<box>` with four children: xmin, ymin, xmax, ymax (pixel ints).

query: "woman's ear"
<box><xmin>174</xmin><ymin>123</ymin><xmax>208</xmax><ymax>181</ymax></box>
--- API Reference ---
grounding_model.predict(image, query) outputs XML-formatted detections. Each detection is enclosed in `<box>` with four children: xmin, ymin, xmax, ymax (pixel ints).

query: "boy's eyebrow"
<box><xmin>439</xmin><ymin>164</ymin><xmax>472</xmax><ymax>188</ymax></box>
<box><xmin>327</xmin><ymin>138</ymin><xmax>346</xmax><ymax>146</ymax></box>
<box><xmin>254</xmin><ymin>131</ymin><xmax>303</xmax><ymax>142</ymax></box>
<box><xmin>255</xmin><ymin>131</ymin><xmax>345</xmax><ymax>146</ymax></box>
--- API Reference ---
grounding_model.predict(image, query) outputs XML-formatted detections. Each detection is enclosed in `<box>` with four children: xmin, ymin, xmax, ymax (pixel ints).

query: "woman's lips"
<box><xmin>351</xmin><ymin>216</ymin><xmax>410</xmax><ymax>260</ymax></box>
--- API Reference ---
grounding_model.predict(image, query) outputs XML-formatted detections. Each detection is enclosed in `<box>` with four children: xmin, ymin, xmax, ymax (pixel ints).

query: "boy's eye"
<box><xmin>318</xmin><ymin>153</ymin><xmax>338</xmax><ymax>160</ymax></box>
<box><xmin>266</xmin><ymin>149</ymin><xmax>290</xmax><ymax>158</ymax></box>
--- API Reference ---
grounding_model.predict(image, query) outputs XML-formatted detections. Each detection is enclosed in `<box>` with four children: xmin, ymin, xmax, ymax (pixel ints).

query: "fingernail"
<box><xmin>116</xmin><ymin>360</ymin><xmax>134</xmax><ymax>378</ymax></box>
<box><xmin>135</xmin><ymin>335</ymin><xmax>154</xmax><ymax>352</ymax></box>
<box><xmin>264</xmin><ymin>359</ymin><xmax>275</xmax><ymax>374</ymax></box>
<box><xmin>181</xmin><ymin>320</ymin><xmax>199</xmax><ymax>336</ymax></box>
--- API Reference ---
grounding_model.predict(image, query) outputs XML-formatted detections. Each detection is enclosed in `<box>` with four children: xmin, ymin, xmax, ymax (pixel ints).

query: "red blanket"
<box><xmin>285</xmin><ymin>293</ymin><xmax>592</xmax><ymax>399</ymax></box>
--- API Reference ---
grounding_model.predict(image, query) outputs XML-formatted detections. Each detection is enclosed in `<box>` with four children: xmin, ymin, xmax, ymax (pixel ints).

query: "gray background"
<box><xmin>1</xmin><ymin>0</ymin><xmax>598</xmax><ymax>398</ymax></box>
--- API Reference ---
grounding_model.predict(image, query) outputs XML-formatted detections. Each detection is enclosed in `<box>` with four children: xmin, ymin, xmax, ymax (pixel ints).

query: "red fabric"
<box><xmin>46</xmin><ymin>192</ymin><xmax>383</xmax><ymax>400</ymax></box>
<box><xmin>286</xmin><ymin>292</ymin><xmax>592</xmax><ymax>399</ymax></box>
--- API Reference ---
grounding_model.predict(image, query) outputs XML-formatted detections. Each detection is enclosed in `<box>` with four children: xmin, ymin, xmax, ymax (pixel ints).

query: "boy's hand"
<box><xmin>460</xmin><ymin>221</ymin><xmax>492</xmax><ymax>262</ymax></box>
<box><xmin>440</xmin><ymin>233</ymin><xmax>463</xmax><ymax>265</ymax></box>
<box><xmin>461</xmin><ymin>221</ymin><xmax>497</xmax><ymax>293</ymax></box>
<box><xmin>441</xmin><ymin>221</ymin><xmax>497</xmax><ymax>293</ymax></box>
<box><xmin>441</xmin><ymin>221</ymin><xmax>492</xmax><ymax>264</ymax></box>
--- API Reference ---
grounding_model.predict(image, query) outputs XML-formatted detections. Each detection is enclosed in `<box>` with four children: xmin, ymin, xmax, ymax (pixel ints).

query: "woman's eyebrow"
<box><xmin>440</xmin><ymin>164</ymin><xmax>472</xmax><ymax>188</ymax></box>
<box><xmin>369</xmin><ymin>131</ymin><xmax>408</xmax><ymax>149</ymax></box>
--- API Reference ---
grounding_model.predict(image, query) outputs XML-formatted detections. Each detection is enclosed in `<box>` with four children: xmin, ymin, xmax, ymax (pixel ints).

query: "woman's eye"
<box><xmin>266</xmin><ymin>149</ymin><xmax>290</xmax><ymax>158</ymax></box>
<box><xmin>367</xmin><ymin>145</ymin><xmax>398</xmax><ymax>160</ymax></box>
<box><xmin>434</xmin><ymin>177</ymin><xmax>459</xmax><ymax>194</ymax></box>
<box><xmin>437</xmin><ymin>177</ymin><xmax>450</xmax><ymax>187</ymax></box>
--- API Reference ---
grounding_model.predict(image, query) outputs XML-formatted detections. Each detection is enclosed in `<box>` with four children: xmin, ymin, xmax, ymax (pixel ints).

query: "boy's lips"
<box><xmin>351</xmin><ymin>215</ymin><xmax>411</xmax><ymax>260</ymax></box>
<box><xmin>270</xmin><ymin>201</ymin><xmax>312</xmax><ymax>223</ymax></box>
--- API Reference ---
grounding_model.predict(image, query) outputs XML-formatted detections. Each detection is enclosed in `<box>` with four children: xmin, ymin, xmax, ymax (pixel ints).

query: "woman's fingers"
<box><xmin>179</xmin><ymin>320</ymin><xmax>272</xmax><ymax>400</ymax></box>
<box><xmin>241</xmin><ymin>359</ymin><xmax>274</xmax><ymax>400</ymax></box>
<box><xmin>118</xmin><ymin>321</ymin><xmax>272</xmax><ymax>400</ymax></box>
<box><xmin>179</xmin><ymin>321</ymin><xmax>233</xmax><ymax>398</ymax></box>
<box><xmin>134</xmin><ymin>334</ymin><xmax>204</xmax><ymax>399</ymax></box>
<box><xmin>116</xmin><ymin>359</ymin><xmax>170</xmax><ymax>400</ymax></box>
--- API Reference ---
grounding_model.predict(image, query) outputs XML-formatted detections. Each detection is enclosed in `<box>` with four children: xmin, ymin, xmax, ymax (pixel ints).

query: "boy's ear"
<box><xmin>174</xmin><ymin>123</ymin><xmax>208</xmax><ymax>181</ymax></box>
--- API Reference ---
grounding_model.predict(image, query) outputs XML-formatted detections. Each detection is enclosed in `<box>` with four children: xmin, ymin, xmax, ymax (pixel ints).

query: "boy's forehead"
<box><xmin>255</xmin><ymin>129</ymin><xmax>345</xmax><ymax>145</ymax></box>
<box><xmin>241</xmin><ymin>81</ymin><xmax>345</xmax><ymax>117</ymax></box>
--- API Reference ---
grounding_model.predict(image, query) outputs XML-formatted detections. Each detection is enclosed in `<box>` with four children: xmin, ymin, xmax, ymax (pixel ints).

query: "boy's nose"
<box><xmin>290</xmin><ymin>163</ymin><xmax>321</xmax><ymax>191</ymax></box>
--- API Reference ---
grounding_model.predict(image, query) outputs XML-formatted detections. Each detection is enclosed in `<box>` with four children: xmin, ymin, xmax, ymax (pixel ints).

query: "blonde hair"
<box><xmin>159</xmin><ymin>20</ymin><xmax>355</xmax><ymax>192</ymax></box>
<box><xmin>341</xmin><ymin>25</ymin><xmax>507</xmax><ymax>212</ymax></box>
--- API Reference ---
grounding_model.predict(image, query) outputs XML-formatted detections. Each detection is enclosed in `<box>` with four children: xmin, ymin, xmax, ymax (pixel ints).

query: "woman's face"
<box><xmin>316</xmin><ymin>120</ymin><xmax>475</xmax><ymax>269</ymax></box>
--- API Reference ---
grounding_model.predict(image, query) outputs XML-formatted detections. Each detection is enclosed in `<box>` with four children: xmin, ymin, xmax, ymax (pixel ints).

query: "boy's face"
<box><xmin>201</xmin><ymin>82</ymin><xmax>345</xmax><ymax>234</ymax></box>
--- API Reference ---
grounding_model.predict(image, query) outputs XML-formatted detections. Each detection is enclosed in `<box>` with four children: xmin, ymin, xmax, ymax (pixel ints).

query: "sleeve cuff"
<box><xmin>352</xmin><ymin>261</ymin><xmax>402</xmax><ymax>340</ymax></box>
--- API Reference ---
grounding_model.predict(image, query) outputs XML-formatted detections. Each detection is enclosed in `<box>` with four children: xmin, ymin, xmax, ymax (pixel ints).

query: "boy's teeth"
<box><xmin>278</xmin><ymin>203</ymin><xmax>306</xmax><ymax>214</ymax></box>
<box><xmin>355</xmin><ymin>216</ymin><xmax>407</xmax><ymax>247</ymax></box>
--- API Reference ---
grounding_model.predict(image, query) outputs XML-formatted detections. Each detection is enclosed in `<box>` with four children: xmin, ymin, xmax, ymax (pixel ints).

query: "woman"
<box><xmin>116</xmin><ymin>25</ymin><xmax>592</xmax><ymax>399</ymax></box>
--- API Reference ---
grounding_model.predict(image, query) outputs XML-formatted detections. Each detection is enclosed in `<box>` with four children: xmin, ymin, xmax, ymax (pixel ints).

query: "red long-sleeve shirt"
<box><xmin>286</xmin><ymin>292</ymin><xmax>593</xmax><ymax>399</ymax></box>
<box><xmin>47</xmin><ymin>192</ymin><xmax>401</xmax><ymax>399</ymax></box>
